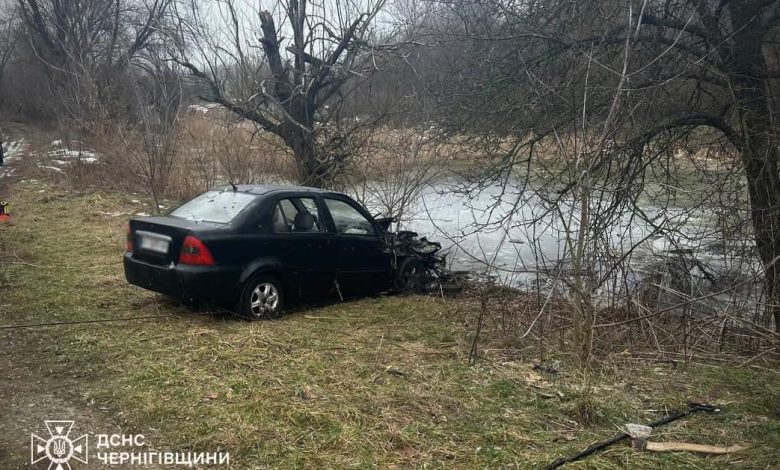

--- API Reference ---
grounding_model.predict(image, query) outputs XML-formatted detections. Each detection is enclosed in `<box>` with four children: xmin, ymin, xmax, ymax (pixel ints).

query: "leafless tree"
<box><xmin>0</xmin><ymin>7</ymin><xmax>20</xmax><ymax>108</ymax></box>
<box><xmin>119</xmin><ymin>54</ymin><xmax>183</xmax><ymax>211</ymax></box>
<box><xmin>405</xmin><ymin>0</ymin><xmax>780</xmax><ymax>341</ymax></box>
<box><xmin>372</xmin><ymin>0</ymin><xmax>780</xmax><ymax>363</ymax></box>
<box><xmin>347</xmin><ymin>125</ymin><xmax>448</xmax><ymax>229</ymax></box>
<box><xmin>17</xmin><ymin>0</ymin><xmax>173</xmax><ymax>120</ymax></box>
<box><xmin>171</xmin><ymin>0</ymin><xmax>394</xmax><ymax>187</ymax></box>
<box><xmin>577</xmin><ymin>0</ymin><xmax>780</xmax><ymax>336</ymax></box>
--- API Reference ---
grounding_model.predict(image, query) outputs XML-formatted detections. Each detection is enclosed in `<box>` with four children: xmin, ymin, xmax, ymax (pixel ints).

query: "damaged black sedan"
<box><xmin>124</xmin><ymin>185</ymin><xmax>452</xmax><ymax>319</ymax></box>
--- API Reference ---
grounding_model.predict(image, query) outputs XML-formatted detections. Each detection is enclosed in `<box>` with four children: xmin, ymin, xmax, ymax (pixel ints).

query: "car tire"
<box><xmin>395</xmin><ymin>258</ymin><xmax>427</xmax><ymax>293</ymax></box>
<box><xmin>239</xmin><ymin>275</ymin><xmax>284</xmax><ymax>320</ymax></box>
<box><xmin>178</xmin><ymin>295</ymin><xmax>202</xmax><ymax>309</ymax></box>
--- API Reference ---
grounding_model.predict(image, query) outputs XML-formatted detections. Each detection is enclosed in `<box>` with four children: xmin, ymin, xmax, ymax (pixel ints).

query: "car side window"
<box><xmin>324</xmin><ymin>198</ymin><xmax>375</xmax><ymax>236</ymax></box>
<box><xmin>299</xmin><ymin>198</ymin><xmax>319</xmax><ymax>216</ymax></box>
<box><xmin>271</xmin><ymin>197</ymin><xmax>323</xmax><ymax>233</ymax></box>
<box><xmin>271</xmin><ymin>204</ymin><xmax>287</xmax><ymax>232</ymax></box>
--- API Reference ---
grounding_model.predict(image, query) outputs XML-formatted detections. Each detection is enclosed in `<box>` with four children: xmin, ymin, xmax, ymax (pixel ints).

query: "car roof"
<box><xmin>213</xmin><ymin>184</ymin><xmax>348</xmax><ymax>198</ymax></box>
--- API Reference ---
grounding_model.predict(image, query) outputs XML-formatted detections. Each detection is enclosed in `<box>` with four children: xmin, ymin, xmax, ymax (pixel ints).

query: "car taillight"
<box><xmin>126</xmin><ymin>224</ymin><xmax>133</xmax><ymax>252</ymax></box>
<box><xmin>179</xmin><ymin>235</ymin><xmax>216</xmax><ymax>266</ymax></box>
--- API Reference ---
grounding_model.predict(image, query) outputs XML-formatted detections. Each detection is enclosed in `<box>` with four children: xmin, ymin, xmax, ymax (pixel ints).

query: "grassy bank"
<box><xmin>0</xmin><ymin>180</ymin><xmax>778</xmax><ymax>469</ymax></box>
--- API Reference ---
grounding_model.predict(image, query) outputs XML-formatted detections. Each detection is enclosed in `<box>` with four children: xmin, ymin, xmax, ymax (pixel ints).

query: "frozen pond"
<box><xmin>358</xmin><ymin>180</ymin><xmax>760</xmax><ymax>295</ymax></box>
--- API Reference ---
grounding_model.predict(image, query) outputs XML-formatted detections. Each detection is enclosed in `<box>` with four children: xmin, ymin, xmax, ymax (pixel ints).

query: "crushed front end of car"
<box><xmin>385</xmin><ymin>229</ymin><xmax>464</xmax><ymax>294</ymax></box>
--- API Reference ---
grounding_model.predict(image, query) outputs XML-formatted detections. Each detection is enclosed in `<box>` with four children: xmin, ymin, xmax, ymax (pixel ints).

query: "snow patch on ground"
<box><xmin>188</xmin><ymin>104</ymin><xmax>210</xmax><ymax>114</ymax></box>
<box><xmin>1</xmin><ymin>140</ymin><xmax>28</xmax><ymax>179</ymax></box>
<box><xmin>3</xmin><ymin>139</ymin><xmax>27</xmax><ymax>163</ymax></box>
<box><xmin>188</xmin><ymin>103</ymin><xmax>222</xmax><ymax>114</ymax></box>
<box><xmin>37</xmin><ymin>164</ymin><xmax>64</xmax><ymax>173</ymax></box>
<box><xmin>49</xmin><ymin>148</ymin><xmax>100</xmax><ymax>161</ymax></box>
<box><xmin>45</xmin><ymin>141</ymin><xmax>101</xmax><ymax>166</ymax></box>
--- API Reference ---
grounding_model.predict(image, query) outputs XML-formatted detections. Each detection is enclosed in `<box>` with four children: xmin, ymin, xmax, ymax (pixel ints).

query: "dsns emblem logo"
<box><xmin>31</xmin><ymin>421</ymin><xmax>88</xmax><ymax>469</ymax></box>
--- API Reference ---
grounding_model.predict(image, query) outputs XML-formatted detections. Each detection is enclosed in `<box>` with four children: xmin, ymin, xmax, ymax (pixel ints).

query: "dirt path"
<box><xmin>0</xmin><ymin>122</ymin><xmax>164</xmax><ymax>469</ymax></box>
<box><xmin>0</xmin><ymin>330</ymin><xmax>122</xmax><ymax>469</ymax></box>
<box><xmin>0</xmin><ymin>120</ymin><xmax>32</xmax><ymax>193</ymax></box>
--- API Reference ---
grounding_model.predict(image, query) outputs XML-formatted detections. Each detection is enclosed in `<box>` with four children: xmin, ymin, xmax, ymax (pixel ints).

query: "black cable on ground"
<box><xmin>542</xmin><ymin>402</ymin><xmax>721</xmax><ymax>470</ymax></box>
<box><xmin>0</xmin><ymin>312</ymin><xmax>218</xmax><ymax>330</ymax></box>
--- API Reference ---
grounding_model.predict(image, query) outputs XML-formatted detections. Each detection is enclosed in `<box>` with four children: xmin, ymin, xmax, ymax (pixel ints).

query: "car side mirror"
<box><xmin>374</xmin><ymin>216</ymin><xmax>396</xmax><ymax>231</ymax></box>
<box><xmin>293</xmin><ymin>212</ymin><xmax>315</xmax><ymax>231</ymax></box>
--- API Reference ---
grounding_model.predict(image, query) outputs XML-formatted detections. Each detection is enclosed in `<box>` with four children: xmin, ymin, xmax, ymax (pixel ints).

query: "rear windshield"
<box><xmin>169</xmin><ymin>190</ymin><xmax>256</xmax><ymax>223</ymax></box>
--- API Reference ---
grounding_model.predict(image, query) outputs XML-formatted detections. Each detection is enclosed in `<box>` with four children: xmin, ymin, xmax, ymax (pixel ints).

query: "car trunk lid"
<box><xmin>128</xmin><ymin>217</ymin><xmax>221</xmax><ymax>266</ymax></box>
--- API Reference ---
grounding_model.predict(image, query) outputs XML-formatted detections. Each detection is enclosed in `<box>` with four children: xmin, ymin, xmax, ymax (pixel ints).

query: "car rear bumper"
<box><xmin>123</xmin><ymin>253</ymin><xmax>241</xmax><ymax>304</ymax></box>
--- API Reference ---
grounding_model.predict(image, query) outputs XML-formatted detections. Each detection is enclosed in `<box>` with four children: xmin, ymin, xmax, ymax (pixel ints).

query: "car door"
<box><xmin>321</xmin><ymin>196</ymin><xmax>392</xmax><ymax>295</ymax></box>
<box><xmin>264</xmin><ymin>195</ymin><xmax>336</xmax><ymax>298</ymax></box>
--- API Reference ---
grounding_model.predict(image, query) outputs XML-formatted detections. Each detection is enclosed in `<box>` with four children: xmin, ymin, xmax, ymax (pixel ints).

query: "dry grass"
<box><xmin>177</xmin><ymin>116</ymin><xmax>297</xmax><ymax>192</ymax></box>
<box><xmin>1</xmin><ymin>180</ymin><xmax>778</xmax><ymax>469</ymax></box>
<box><xmin>22</xmin><ymin>112</ymin><xmax>741</xmax><ymax>218</ymax></box>
<box><xmin>58</xmin><ymin>115</ymin><xmax>483</xmax><ymax>204</ymax></box>
<box><xmin>37</xmin><ymin>115</ymin><xmax>299</xmax><ymax>207</ymax></box>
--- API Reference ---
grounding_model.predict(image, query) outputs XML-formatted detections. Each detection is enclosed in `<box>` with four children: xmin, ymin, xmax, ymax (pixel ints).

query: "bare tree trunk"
<box><xmin>739</xmin><ymin>127</ymin><xmax>780</xmax><ymax>333</ymax></box>
<box><xmin>729</xmin><ymin>2</ymin><xmax>780</xmax><ymax>333</ymax></box>
<box><xmin>283</xmin><ymin>127</ymin><xmax>327</xmax><ymax>188</ymax></box>
<box><xmin>740</xmin><ymin>120</ymin><xmax>780</xmax><ymax>333</ymax></box>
